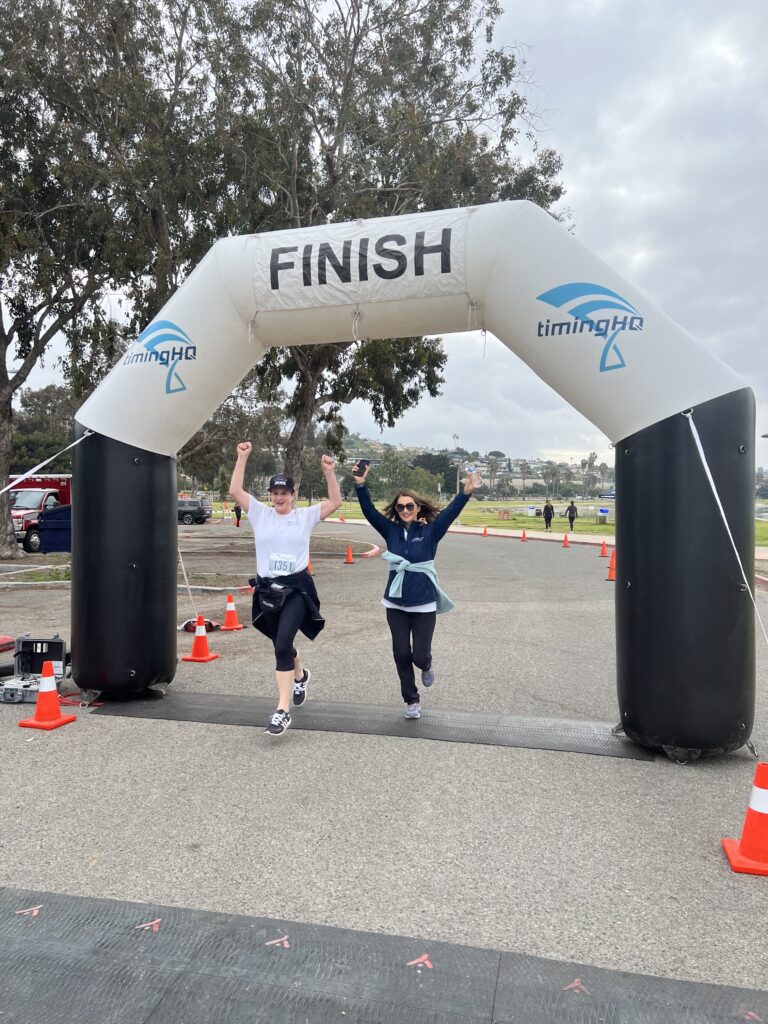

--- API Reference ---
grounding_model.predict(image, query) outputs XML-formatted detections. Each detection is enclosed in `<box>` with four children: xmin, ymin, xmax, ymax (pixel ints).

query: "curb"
<box><xmin>447</xmin><ymin>526</ymin><xmax>614</xmax><ymax>548</ymax></box>
<box><xmin>327</xmin><ymin>516</ymin><xmax>614</xmax><ymax>548</ymax></box>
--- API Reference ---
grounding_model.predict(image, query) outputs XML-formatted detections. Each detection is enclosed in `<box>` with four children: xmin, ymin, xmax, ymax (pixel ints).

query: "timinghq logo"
<box><xmin>535</xmin><ymin>282</ymin><xmax>644</xmax><ymax>372</ymax></box>
<box><xmin>122</xmin><ymin>320</ymin><xmax>197</xmax><ymax>394</ymax></box>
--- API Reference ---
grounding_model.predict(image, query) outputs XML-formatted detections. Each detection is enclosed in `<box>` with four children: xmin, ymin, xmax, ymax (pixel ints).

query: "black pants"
<box><xmin>568</xmin><ymin>516</ymin><xmax>576</xmax><ymax>531</ymax></box>
<box><xmin>385</xmin><ymin>608</ymin><xmax>436</xmax><ymax>705</ymax></box>
<box><xmin>544</xmin><ymin>517</ymin><xmax>552</xmax><ymax>530</ymax></box>
<box><xmin>260</xmin><ymin>592</ymin><xmax>305</xmax><ymax>671</ymax></box>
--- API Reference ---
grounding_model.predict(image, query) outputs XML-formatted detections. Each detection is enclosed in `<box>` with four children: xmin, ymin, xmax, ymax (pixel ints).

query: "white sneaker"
<box><xmin>404</xmin><ymin>703</ymin><xmax>421</xmax><ymax>719</ymax></box>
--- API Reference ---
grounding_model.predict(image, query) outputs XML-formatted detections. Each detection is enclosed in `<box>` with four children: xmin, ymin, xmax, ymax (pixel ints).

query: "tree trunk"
<box><xmin>282</xmin><ymin>371</ymin><xmax>320</xmax><ymax>491</ymax></box>
<box><xmin>0</xmin><ymin>393</ymin><xmax>23</xmax><ymax>558</ymax></box>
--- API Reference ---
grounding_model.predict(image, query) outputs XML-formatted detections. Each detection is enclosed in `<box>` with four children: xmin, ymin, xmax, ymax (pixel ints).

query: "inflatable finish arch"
<box><xmin>72</xmin><ymin>201</ymin><xmax>755</xmax><ymax>756</ymax></box>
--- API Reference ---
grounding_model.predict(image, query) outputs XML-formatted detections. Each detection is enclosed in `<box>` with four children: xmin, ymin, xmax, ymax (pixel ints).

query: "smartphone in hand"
<box><xmin>353</xmin><ymin>459</ymin><xmax>370</xmax><ymax>476</ymax></box>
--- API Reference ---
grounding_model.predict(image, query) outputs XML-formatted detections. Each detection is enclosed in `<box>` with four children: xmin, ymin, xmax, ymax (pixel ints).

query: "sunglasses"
<box><xmin>395</xmin><ymin>502</ymin><xmax>417</xmax><ymax>512</ymax></box>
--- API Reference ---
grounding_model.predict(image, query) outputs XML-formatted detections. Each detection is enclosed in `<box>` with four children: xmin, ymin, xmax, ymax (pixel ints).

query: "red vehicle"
<box><xmin>8</xmin><ymin>474</ymin><xmax>72</xmax><ymax>553</ymax></box>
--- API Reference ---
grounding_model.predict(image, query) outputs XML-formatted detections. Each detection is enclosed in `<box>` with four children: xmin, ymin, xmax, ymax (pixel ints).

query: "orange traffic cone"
<box><xmin>221</xmin><ymin>594</ymin><xmax>244</xmax><ymax>631</ymax></box>
<box><xmin>562</xmin><ymin>534</ymin><xmax>570</xmax><ymax>548</ymax></box>
<box><xmin>599</xmin><ymin>540</ymin><xmax>608</xmax><ymax>557</ymax></box>
<box><xmin>606</xmin><ymin>549</ymin><xmax>616</xmax><ymax>581</ymax></box>
<box><xmin>482</xmin><ymin>526</ymin><xmax>488</xmax><ymax>537</ymax></box>
<box><xmin>182</xmin><ymin>614</ymin><xmax>220</xmax><ymax>662</ymax></box>
<box><xmin>344</xmin><ymin>544</ymin><xmax>355</xmax><ymax>564</ymax></box>
<box><xmin>722</xmin><ymin>763</ymin><xmax>768</xmax><ymax>875</ymax></box>
<box><xmin>18</xmin><ymin>661</ymin><xmax>76</xmax><ymax>731</ymax></box>
<box><xmin>521</xmin><ymin>530</ymin><xmax>527</xmax><ymax>542</ymax></box>
<box><xmin>307</xmin><ymin>558</ymin><xmax>313</xmax><ymax>576</ymax></box>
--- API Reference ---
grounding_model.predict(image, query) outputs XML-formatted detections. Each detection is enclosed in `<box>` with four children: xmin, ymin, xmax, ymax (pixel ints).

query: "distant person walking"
<box><xmin>543</xmin><ymin>500</ymin><xmax>554</xmax><ymax>532</ymax></box>
<box><xmin>566</xmin><ymin>500</ymin><xmax>578</xmax><ymax>532</ymax></box>
<box><xmin>233</xmin><ymin>503</ymin><xmax>242</xmax><ymax>528</ymax></box>
<box><xmin>229</xmin><ymin>442</ymin><xmax>341</xmax><ymax>737</ymax></box>
<box><xmin>351</xmin><ymin>461</ymin><xmax>477</xmax><ymax>719</ymax></box>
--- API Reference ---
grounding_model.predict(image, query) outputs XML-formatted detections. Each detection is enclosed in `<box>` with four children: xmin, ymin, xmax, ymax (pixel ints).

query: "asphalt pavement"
<box><xmin>0</xmin><ymin>520</ymin><xmax>767</xmax><ymax>996</ymax></box>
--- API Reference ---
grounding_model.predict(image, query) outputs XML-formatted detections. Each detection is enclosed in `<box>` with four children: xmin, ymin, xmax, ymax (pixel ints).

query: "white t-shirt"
<box><xmin>246</xmin><ymin>497</ymin><xmax>322</xmax><ymax>578</ymax></box>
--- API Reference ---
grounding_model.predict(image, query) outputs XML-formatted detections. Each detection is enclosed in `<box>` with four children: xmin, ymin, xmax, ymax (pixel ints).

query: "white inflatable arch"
<box><xmin>72</xmin><ymin>201</ymin><xmax>756</xmax><ymax>757</ymax></box>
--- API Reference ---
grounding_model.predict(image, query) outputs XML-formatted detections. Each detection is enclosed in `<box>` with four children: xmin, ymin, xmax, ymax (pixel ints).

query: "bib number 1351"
<box><xmin>269</xmin><ymin>553</ymin><xmax>296</xmax><ymax>574</ymax></box>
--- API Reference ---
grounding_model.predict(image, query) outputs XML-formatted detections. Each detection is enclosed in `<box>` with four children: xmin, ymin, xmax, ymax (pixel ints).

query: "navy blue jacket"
<box><xmin>355</xmin><ymin>484</ymin><xmax>470</xmax><ymax>606</ymax></box>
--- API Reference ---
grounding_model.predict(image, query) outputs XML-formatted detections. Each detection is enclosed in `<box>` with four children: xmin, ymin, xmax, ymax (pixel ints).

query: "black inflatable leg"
<box><xmin>71</xmin><ymin>427</ymin><xmax>177</xmax><ymax>695</ymax></box>
<box><xmin>615</xmin><ymin>388</ymin><xmax>755</xmax><ymax>758</ymax></box>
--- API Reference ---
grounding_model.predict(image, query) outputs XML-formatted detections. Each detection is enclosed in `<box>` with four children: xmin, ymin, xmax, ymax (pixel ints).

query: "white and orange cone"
<box><xmin>182</xmin><ymin>615</ymin><xmax>220</xmax><ymax>662</ymax></box>
<box><xmin>722</xmin><ymin>763</ymin><xmax>768</xmax><ymax>876</ymax></box>
<box><xmin>220</xmin><ymin>594</ymin><xmax>244</xmax><ymax>631</ymax></box>
<box><xmin>18</xmin><ymin>661</ymin><xmax>76</xmax><ymax>731</ymax></box>
<box><xmin>606</xmin><ymin>549</ymin><xmax>616</xmax><ymax>581</ymax></box>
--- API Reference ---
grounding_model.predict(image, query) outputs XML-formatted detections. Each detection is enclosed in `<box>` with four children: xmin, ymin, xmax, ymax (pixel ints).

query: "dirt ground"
<box><xmin>0</xmin><ymin>522</ymin><xmax>379</xmax><ymax>671</ymax></box>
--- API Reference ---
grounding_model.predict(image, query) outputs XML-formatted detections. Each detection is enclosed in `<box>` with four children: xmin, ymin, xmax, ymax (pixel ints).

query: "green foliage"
<box><xmin>178</xmin><ymin>397</ymin><xmax>284</xmax><ymax>489</ymax></box>
<box><xmin>365</xmin><ymin>450</ymin><xmax>441</xmax><ymax>501</ymax></box>
<box><xmin>11</xmin><ymin>385</ymin><xmax>77</xmax><ymax>474</ymax></box>
<box><xmin>411</xmin><ymin>452</ymin><xmax>457</xmax><ymax>493</ymax></box>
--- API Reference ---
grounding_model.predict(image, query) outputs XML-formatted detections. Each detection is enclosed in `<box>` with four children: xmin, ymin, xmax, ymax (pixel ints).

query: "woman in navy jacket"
<box><xmin>352</xmin><ymin>463</ymin><xmax>476</xmax><ymax>718</ymax></box>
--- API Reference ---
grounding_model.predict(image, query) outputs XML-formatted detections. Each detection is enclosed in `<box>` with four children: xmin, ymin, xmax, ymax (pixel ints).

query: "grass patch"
<box><xmin>336</xmin><ymin>500</ymin><xmax>768</xmax><ymax>544</ymax></box>
<box><xmin>13</xmin><ymin>566</ymin><xmax>72</xmax><ymax>583</ymax></box>
<box><xmin>211</xmin><ymin>499</ymin><xmax>768</xmax><ymax>545</ymax></box>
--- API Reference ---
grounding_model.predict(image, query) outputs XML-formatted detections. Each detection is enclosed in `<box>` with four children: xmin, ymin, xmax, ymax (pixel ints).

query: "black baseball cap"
<box><xmin>268</xmin><ymin>474</ymin><xmax>295</xmax><ymax>491</ymax></box>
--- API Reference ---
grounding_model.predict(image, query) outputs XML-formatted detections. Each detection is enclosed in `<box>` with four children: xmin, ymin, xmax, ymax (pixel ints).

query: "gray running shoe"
<box><xmin>265</xmin><ymin>709</ymin><xmax>291</xmax><ymax>736</ymax></box>
<box><xmin>421</xmin><ymin>667</ymin><xmax>435</xmax><ymax>688</ymax></box>
<box><xmin>293</xmin><ymin>669</ymin><xmax>311</xmax><ymax>707</ymax></box>
<box><xmin>404</xmin><ymin>703</ymin><xmax>421</xmax><ymax>719</ymax></box>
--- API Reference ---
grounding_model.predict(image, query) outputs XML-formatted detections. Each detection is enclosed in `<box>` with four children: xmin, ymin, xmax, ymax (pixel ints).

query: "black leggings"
<box><xmin>260</xmin><ymin>592</ymin><xmax>305</xmax><ymax>671</ymax></box>
<box><xmin>385</xmin><ymin>608</ymin><xmax>437</xmax><ymax>704</ymax></box>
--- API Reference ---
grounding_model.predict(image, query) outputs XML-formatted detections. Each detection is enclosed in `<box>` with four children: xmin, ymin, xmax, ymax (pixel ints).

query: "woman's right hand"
<box><xmin>352</xmin><ymin>462</ymin><xmax>370</xmax><ymax>483</ymax></box>
<box><xmin>236</xmin><ymin>441</ymin><xmax>252</xmax><ymax>458</ymax></box>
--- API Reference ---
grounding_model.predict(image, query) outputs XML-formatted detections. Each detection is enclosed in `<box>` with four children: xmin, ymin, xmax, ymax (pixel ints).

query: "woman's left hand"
<box><xmin>462</xmin><ymin>476</ymin><xmax>476</xmax><ymax>495</ymax></box>
<box><xmin>321</xmin><ymin>454</ymin><xmax>336</xmax><ymax>472</ymax></box>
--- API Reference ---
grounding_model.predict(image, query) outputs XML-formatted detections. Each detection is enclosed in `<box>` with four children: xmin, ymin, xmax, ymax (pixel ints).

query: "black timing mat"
<box><xmin>93</xmin><ymin>691</ymin><xmax>655</xmax><ymax>760</ymax></box>
<box><xmin>1</xmin><ymin>886</ymin><xmax>765</xmax><ymax>1023</ymax></box>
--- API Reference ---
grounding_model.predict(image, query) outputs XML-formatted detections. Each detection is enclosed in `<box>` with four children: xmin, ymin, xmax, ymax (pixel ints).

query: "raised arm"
<box><xmin>433</xmin><ymin>474</ymin><xmax>476</xmax><ymax>540</ymax></box>
<box><xmin>319</xmin><ymin>455</ymin><xmax>342</xmax><ymax>520</ymax></box>
<box><xmin>229</xmin><ymin>441</ymin><xmax>252</xmax><ymax>513</ymax></box>
<box><xmin>351</xmin><ymin>463</ymin><xmax>391</xmax><ymax>537</ymax></box>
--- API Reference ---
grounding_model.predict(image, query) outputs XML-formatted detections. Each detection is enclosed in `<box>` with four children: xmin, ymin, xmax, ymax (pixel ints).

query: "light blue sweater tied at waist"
<box><xmin>381</xmin><ymin>551</ymin><xmax>455</xmax><ymax>614</ymax></box>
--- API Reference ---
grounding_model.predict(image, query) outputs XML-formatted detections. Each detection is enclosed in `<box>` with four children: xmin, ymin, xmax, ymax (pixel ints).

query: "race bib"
<box><xmin>269</xmin><ymin>552</ymin><xmax>297</xmax><ymax>574</ymax></box>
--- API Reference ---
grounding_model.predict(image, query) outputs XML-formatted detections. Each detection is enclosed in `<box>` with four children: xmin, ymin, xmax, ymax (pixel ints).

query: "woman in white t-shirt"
<box><xmin>229</xmin><ymin>441</ymin><xmax>342</xmax><ymax>736</ymax></box>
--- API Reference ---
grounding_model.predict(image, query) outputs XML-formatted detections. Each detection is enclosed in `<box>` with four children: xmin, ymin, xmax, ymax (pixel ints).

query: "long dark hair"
<box><xmin>382</xmin><ymin>488</ymin><xmax>441</xmax><ymax>524</ymax></box>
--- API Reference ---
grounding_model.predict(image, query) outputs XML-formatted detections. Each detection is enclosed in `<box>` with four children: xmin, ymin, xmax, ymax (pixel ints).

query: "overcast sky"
<box><xmin>343</xmin><ymin>0</ymin><xmax>768</xmax><ymax>464</ymax></box>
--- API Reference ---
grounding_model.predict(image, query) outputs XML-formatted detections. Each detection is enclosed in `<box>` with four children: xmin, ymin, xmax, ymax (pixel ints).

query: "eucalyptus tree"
<box><xmin>241</xmin><ymin>0</ymin><xmax>565</xmax><ymax>484</ymax></box>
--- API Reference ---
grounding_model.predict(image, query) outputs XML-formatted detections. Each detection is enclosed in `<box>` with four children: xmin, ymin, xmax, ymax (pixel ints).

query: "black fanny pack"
<box><xmin>251</xmin><ymin>570</ymin><xmax>311</xmax><ymax>615</ymax></box>
<box><xmin>258</xmin><ymin>583</ymin><xmax>288</xmax><ymax>613</ymax></box>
